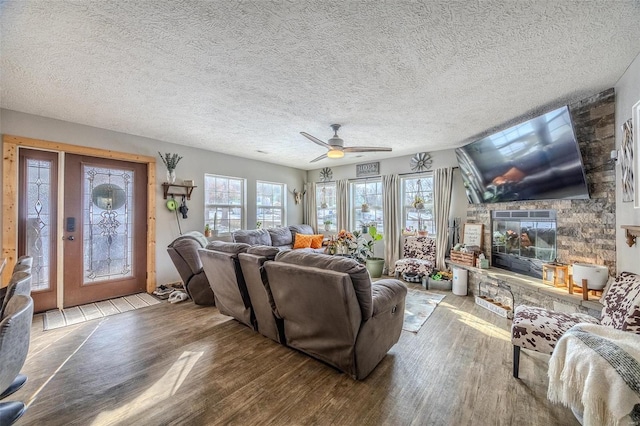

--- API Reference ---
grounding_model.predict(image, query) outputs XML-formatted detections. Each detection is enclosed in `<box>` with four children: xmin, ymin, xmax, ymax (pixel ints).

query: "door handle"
<box><xmin>63</xmin><ymin>236</ymin><xmax>75</xmax><ymax>241</ymax></box>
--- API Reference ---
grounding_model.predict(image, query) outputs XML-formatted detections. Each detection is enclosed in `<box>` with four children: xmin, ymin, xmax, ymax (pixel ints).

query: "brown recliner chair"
<box><xmin>238</xmin><ymin>246</ymin><xmax>284</xmax><ymax>343</ymax></box>
<box><xmin>199</xmin><ymin>241</ymin><xmax>255</xmax><ymax>329</ymax></box>
<box><xmin>167</xmin><ymin>232</ymin><xmax>215</xmax><ymax>306</ymax></box>
<box><xmin>264</xmin><ymin>250</ymin><xmax>407</xmax><ymax>380</ymax></box>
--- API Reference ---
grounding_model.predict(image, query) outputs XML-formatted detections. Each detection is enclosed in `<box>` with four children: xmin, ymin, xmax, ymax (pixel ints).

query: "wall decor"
<box><xmin>621</xmin><ymin>118</ymin><xmax>634</xmax><ymax>202</ymax></box>
<box><xmin>356</xmin><ymin>161</ymin><xmax>380</xmax><ymax>177</ymax></box>
<box><xmin>462</xmin><ymin>223</ymin><xmax>484</xmax><ymax>248</ymax></box>
<box><xmin>410</xmin><ymin>152</ymin><xmax>433</xmax><ymax>172</ymax></box>
<box><xmin>634</xmin><ymin>99</ymin><xmax>640</xmax><ymax>209</ymax></box>
<box><xmin>320</xmin><ymin>167</ymin><xmax>333</xmax><ymax>182</ymax></box>
<box><xmin>158</xmin><ymin>152</ymin><xmax>183</xmax><ymax>184</ymax></box>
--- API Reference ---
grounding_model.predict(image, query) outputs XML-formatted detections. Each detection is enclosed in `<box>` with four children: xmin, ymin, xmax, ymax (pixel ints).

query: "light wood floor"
<box><xmin>15</xmin><ymin>284</ymin><xmax>578</xmax><ymax>425</ymax></box>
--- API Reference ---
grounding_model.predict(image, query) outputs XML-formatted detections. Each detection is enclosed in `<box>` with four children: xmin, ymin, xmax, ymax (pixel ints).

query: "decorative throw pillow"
<box><xmin>267</xmin><ymin>226</ymin><xmax>293</xmax><ymax>247</ymax></box>
<box><xmin>600</xmin><ymin>271</ymin><xmax>640</xmax><ymax>330</ymax></box>
<box><xmin>293</xmin><ymin>233</ymin><xmax>313</xmax><ymax>249</ymax></box>
<box><xmin>310</xmin><ymin>234</ymin><xmax>324</xmax><ymax>249</ymax></box>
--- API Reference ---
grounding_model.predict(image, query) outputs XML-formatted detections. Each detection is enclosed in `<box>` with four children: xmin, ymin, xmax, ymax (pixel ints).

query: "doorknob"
<box><xmin>64</xmin><ymin>236</ymin><xmax>75</xmax><ymax>241</ymax></box>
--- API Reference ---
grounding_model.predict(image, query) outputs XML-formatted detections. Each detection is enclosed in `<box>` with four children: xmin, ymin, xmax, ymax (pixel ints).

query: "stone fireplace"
<box><xmin>491</xmin><ymin>209</ymin><xmax>557</xmax><ymax>279</ymax></box>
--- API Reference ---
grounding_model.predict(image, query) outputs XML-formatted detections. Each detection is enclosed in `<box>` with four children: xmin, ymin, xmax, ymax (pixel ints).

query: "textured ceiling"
<box><xmin>1</xmin><ymin>1</ymin><xmax>640</xmax><ymax>170</ymax></box>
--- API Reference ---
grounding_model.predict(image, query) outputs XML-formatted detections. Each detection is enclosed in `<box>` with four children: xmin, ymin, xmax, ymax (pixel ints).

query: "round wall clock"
<box><xmin>320</xmin><ymin>167</ymin><xmax>333</xmax><ymax>182</ymax></box>
<box><xmin>410</xmin><ymin>152</ymin><xmax>433</xmax><ymax>172</ymax></box>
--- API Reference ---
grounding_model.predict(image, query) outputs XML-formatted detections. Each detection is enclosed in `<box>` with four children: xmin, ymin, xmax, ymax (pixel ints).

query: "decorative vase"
<box><xmin>166</xmin><ymin>169</ymin><xmax>176</xmax><ymax>184</ymax></box>
<box><xmin>325</xmin><ymin>224</ymin><xmax>331</xmax><ymax>231</ymax></box>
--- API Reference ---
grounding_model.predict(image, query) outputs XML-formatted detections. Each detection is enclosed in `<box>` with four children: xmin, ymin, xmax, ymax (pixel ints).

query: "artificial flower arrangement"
<box><xmin>331</xmin><ymin>229</ymin><xmax>357</xmax><ymax>256</ymax></box>
<box><xmin>158</xmin><ymin>152</ymin><xmax>183</xmax><ymax>183</ymax></box>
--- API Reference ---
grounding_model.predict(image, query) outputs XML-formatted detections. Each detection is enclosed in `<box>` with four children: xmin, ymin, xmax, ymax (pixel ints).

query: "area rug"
<box><xmin>43</xmin><ymin>293</ymin><xmax>161</xmax><ymax>331</ymax></box>
<box><xmin>403</xmin><ymin>289</ymin><xmax>446</xmax><ymax>333</ymax></box>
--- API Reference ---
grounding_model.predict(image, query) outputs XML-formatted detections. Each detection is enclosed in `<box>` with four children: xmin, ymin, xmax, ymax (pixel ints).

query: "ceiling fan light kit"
<box><xmin>327</xmin><ymin>149</ymin><xmax>344</xmax><ymax>159</ymax></box>
<box><xmin>301</xmin><ymin>124</ymin><xmax>392</xmax><ymax>163</ymax></box>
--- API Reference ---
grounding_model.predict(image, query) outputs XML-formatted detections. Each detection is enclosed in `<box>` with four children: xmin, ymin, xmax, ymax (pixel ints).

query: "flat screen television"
<box><xmin>455</xmin><ymin>106</ymin><xmax>590</xmax><ymax>204</ymax></box>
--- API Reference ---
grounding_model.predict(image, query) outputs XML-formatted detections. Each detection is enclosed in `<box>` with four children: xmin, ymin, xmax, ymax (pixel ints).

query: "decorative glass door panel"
<box><xmin>19</xmin><ymin>149</ymin><xmax>58</xmax><ymax>312</ymax></box>
<box><xmin>27</xmin><ymin>159</ymin><xmax>53</xmax><ymax>290</ymax></box>
<box><xmin>83</xmin><ymin>166</ymin><xmax>134</xmax><ymax>284</ymax></box>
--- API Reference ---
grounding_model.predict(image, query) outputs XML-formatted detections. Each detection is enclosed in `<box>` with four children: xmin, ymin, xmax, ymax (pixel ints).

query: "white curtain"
<box><xmin>336</xmin><ymin>179</ymin><xmax>349</xmax><ymax>231</ymax></box>
<box><xmin>382</xmin><ymin>174</ymin><xmax>401</xmax><ymax>275</ymax></box>
<box><xmin>303</xmin><ymin>181</ymin><xmax>318</xmax><ymax>231</ymax></box>
<box><xmin>433</xmin><ymin>168</ymin><xmax>454</xmax><ymax>270</ymax></box>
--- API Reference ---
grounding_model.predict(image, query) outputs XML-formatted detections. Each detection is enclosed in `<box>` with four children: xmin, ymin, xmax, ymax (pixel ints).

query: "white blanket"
<box><xmin>548</xmin><ymin>323</ymin><xmax>640</xmax><ymax>426</ymax></box>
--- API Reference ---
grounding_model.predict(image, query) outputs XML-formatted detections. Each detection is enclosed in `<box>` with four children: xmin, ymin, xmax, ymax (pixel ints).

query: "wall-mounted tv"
<box><xmin>455</xmin><ymin>106</ymin><xmax>590</xmax><ymax>204</ymax></box>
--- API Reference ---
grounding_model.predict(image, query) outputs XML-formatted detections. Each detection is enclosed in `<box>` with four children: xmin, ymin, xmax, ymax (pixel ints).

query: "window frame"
<box><xmin>401</xmin><ymin>174</ymin><xmax>435</xmax><ymax>235</ymax></box>
<box><xmin>316</xmin><ymin>182</ymin><xmax>337</xmax><ymax>233</ymax></box>
<box><xmin>350</xmin><ymin>179</ymin><xmax>384</xmax><ymax>233</ymax></box>
<box><xmin>256</xmin><ymin>180</ymin><xmax>286</xmax><ymax>229</ymax></box>
<box><xmin>204</xmin><ymin>173</ymin><xmax>246</xmax><ymax>236</ymax></box>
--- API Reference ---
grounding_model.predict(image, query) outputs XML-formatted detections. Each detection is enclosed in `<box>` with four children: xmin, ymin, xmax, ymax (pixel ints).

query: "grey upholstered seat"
<box><xmin>0</xmin><ymin>256</ymin><xmax>33</xmax><ymax>306</ymax></box>
<box><xmin>0</xmin><ymin>272</ymin><xmax>32</xmax><ymax>400</ymax></box>
<box><xmin>0</xmin><ymin>272</ymin><xmax>32</xmax><ymax>320</ymax></box>
<box><xmin>238</xmin><ymin>246</ymin><xmax>284</xmax><ymax>343</ymax></box>
<box><xmin>0</xmin><ymin>295</ymin><xmax>34</xmax><ymax>425</ymax></box>
<box><xmin>264</xmin><ymin>250</ymin><xmax>407</xmax><ymax>380</ymax></box>
<box><xmin>167</xmin><ymin>232</ymin><xmax>215</xmax><ymax>305</ymax></box>
<box><xmin>199</xmin><ymin>241</ymin><xmax>255</xmax><ymax>329</ymax></box>
<box><xmin>12</xmin><ymin>256</ymin><xmax>33</xmax><ymax>274</ymax></box>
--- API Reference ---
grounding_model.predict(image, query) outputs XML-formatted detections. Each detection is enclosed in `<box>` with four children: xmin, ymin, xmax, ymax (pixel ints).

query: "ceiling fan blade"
<box><xmin>343</xmin><ymin>146</ymin><xmax>393</xmax><ymax>153</ymax></box>
<box><xmin>310</xmin><ymin>153</ymin><xmax>328</xmax><ymax>163</ymax></box>
<box><xmin>300</xmin><ymin>132</ymin><xmax>330</xmax><ymax>148</ymax></box>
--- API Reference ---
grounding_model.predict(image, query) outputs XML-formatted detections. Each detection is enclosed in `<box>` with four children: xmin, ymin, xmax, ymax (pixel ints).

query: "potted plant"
<box><xmin>256</xmin><ymin>221</ymin><xmax>263</xmax><ymax>229</ymax></box>
<box><xmin>356</xmin><ymin>226</ymin><xmax>385</xmax><ymax>278</ymax></box>
<box><xmin>204</xmin><ymin>223</ymin><xmax>212</xmax><ymax>238</ymax></box>
<box><xmin>412</xmin><ymin>195</ymin><xmax>425</xmax><ymax>210</ymax></box>
<box><xmin>323</xmin><ymin>219</ymin><xmax>332</xmax><ymax>231</ymax></box>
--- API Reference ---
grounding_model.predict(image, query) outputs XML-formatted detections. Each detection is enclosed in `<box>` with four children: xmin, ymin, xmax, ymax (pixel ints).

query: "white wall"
<box><xmin>614</xmin><ymin>52</ymin><xmax>640</xmax><ymax>274</ymax></box>
<box><xmin>0</xmin><ymin>109</ymin><xmax>307</xmax><ymax>285</ymax></box>
<box><xmin>307</xmin><ymin>149</ymin><xmax>468</xmax><ymax>237</ymax></box>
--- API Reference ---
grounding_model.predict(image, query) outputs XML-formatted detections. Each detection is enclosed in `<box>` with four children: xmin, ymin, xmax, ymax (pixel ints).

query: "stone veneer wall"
<box><xmin>465</xmin><ymin>88</ymin><xmax>616</xmax><ymax>276</ymax></box>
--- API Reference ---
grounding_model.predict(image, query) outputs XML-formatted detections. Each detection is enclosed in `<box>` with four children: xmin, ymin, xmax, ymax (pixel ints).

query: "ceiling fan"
<box><xmin>300</xmin><ymin>124</ymin><xmax>392</xmax><ymax>163</ymax></box>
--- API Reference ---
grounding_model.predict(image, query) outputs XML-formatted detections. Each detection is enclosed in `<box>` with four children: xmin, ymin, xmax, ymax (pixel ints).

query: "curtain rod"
<box><xmin>398</xmin><ymin>166</ymin><xmax>459</xmax><ymax>176</ymax></box>
<box><xmin>309</xmin><ymin>166</ymin><xmax>459</xmax><ymax>184</ymax></box>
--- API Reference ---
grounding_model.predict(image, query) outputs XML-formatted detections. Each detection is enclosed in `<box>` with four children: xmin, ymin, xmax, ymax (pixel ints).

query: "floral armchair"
<box><xmin>394</xmin><ymin>236</ymin><xmax>436</xmax><ymax>282</ymax></box>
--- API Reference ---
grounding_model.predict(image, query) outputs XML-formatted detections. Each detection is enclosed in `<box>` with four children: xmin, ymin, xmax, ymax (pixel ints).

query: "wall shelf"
<box><xmin>162</xmin><ymin>183</ymin><xmax>196</xmax><ymax>200</ymax></box>
<box><xmin>621</xmin><ymin>225</ymin><xmax>640</xmax><ymax>247</ymax></box>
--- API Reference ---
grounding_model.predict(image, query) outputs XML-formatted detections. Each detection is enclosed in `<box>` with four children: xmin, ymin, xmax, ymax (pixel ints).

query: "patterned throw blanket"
<box><xmin>548</xmin><ymin>323</ymin><xmax>640</xmax><ymax>426</ymax></box>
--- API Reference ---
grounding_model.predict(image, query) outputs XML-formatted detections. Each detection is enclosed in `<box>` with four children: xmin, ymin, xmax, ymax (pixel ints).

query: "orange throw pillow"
<box><xmin>310</xmin><ymin>234</ymin><xmax>324</xmax><ymax>249</ymax></box>
<box><xmin>293</xmin><ymin>233</ymin><xmax>313</xmax><ymax>249</ymax></box>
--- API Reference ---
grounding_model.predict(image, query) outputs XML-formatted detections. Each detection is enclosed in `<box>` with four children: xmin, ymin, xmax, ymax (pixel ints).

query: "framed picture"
<box><xmin>462</xmin><ymin>223</ymin><xmax>484</xmax><ymax>248</ymax></box>
<box><xmin>634</xmin><ymin>99</ymin><xmax>640</xmax><ymax>209</ymax></box>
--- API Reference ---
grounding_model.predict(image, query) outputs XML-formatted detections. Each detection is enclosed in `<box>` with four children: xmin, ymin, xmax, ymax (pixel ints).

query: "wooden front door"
<box><xmin>62</xmin><ymin>154</ymin><xmax>148</xmax><ymax>307</ymax></box>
